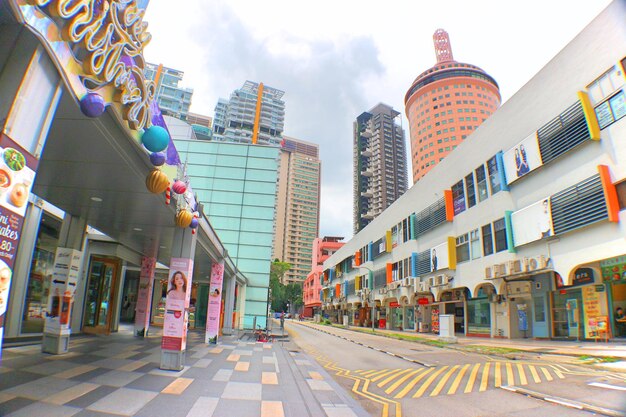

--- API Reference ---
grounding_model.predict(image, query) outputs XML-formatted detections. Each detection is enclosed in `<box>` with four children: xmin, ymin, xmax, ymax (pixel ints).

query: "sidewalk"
<box><xmin>0</xmin><ymin>325</ymin><xmax>369</xmax><ymax>417</ymax></box>
<box><xmin>297</xmin><ymin>320</ymin><xmax>626</xmax><ymax>371</ymax></box>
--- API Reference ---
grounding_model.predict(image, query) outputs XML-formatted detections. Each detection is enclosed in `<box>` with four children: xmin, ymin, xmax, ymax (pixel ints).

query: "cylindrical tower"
<box><xmin>405</xmin><ymin>29</ymin><xmax>501</xmax><ymax>183</ymax></box>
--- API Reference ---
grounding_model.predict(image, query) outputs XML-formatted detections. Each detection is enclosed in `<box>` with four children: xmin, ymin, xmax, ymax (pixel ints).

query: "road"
<box><xmin>285</xmin><ymin>321</ymin><xmax>626</xmax><ymax>417</ymax></box>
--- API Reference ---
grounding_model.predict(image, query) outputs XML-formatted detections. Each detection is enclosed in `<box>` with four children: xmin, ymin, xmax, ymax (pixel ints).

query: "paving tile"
<box><xmin>23</xmin><ymin>360</ymin><xmax>79</xmax><ymax>376</ymax></box>
<box><xmin>43</xmin><ymin>382</ymin><xmax>100</xmax><ymax>405</ymax></box>
<box><xmin>161</xmin><ymin>377</ymin><xmax>194</xmax><ymax>395</ymax></box>
<box><xmin>0</xmin><ymin>392</ymin><xmax>16</xmax><ymax>403</ymax></box>
<box><xmin>0</xmin><ymin>370</ymin><xmax>42</xmax><ymax>391</ymax></box>
<box><xmin>117</xmin><ymin>360</ymin><xmax>148</xmax><ymax>372</ymax></box>
<box><xmin>132</xmin><ymin>393</ymin><xmax>194</xmax><ymax>417</ymax></box>
<box><xmin>234</xmin><ymin>361</ymin><xmax>250</xmax><ymax>372</ymax></box>
<box><xmin>190</xmin><ymin>348</ymin><xmax>209</xmax><ymax>358</ymax></box>
<box><xmin>148</xmin><ymin>366</ymin><xmax>190</xmax><ymax>378</ymax></box>
<box><xmin>261</xmin><ymin>400</ymin><xmax>284</xmax><ymax>417</ymax></box>
<box><xmin>185</xmin><ymin>396</ymin><xmax>219</xmax><ymax>417</ymax></box>
<box><xmin>221</xmin><ymin>381</ymin><xmax>262</xmax><ymax>401</ymax></box>
<box><xmin>261</xmin><ymin>372</ymin><xmax>278</xmax><ymax>385</ymax></box>
<box><xmin>64</xmin><ymin>385</ymin><xmax>118</xmax><ymax>409</ymax></box>
<box><xmin>4</xmin><ymin>376</ymin><xmax>79</xmax><ymax>400</ymax></box>
<box><xmin>69</xmin><ymin>367</ymin><xmax>111</xmax><ymax>382</ymax></box>
<box><xmin>322</xmin><ymin>404</ymin><xmax>359</xmax><ymax>417</ymax></box>
<box><xmin>308</xmin><ymin>371</ymin><xmax>324</xmax><ymax>381</ymax></box>
<box><xmin>89</xmin><ymin>370</ymin><xmax>143</xmax><ymax>387</ymax></box>
<box><xmin>56</xmin><ymin>365</ymin><xmax>98</xmax><ymax>379</ymax></box>
<box><xmin>0</xmin><ymin>397</ymin><xmax>34</xmax><ymax>416</ymax></box>
<box><xmin>46</xmin><ymin>352</ymin><xmax>82</xmax><ymax>361</ymax></box>
<box><xmin>65</xmin><ymin>355</ymin><xmax>105</xmax><ymax>365</ymax></box>
<box><xmin>124</xmin><ymin>374</ymin><xmax>175</xmax><ymax>392</ymax></box>
<box><xmin>306</xmin><ymin>379</ymin><xmax>333</xmax><ymax>391</ymax></box>
<box><xmin>226</xmin><ymin>354</ymin><xmax>240</xmax><ymax>362</ymax></box>
<box><xmin>294</xmin><ymin>359</ymin><xmax>311</xmax><ymax>366</ymax></box>
<box><xmin>5</xmin><ymin>402</ymin><xmax>81</xmax><ymax>417</ymax></box>
<box><xmin>73</xmin><ymin>410</ymin><xmax>123</xmax><ymax>417</ymax></box>
<box><xmin>192</xmin><ymin>358</ymin><xmax>212</xmax><ymax>368</ymax></box>
<box><xmin>208</xmin><ymin>347</ymin><xmax>223</xmax><ymax>354</ymax></box>
<box><xmin>87</xmin><ymin>388</ymin><xmax>158</xmax><ymax>416</ymax></box>
<box><xmin>212</xmin><ymin>398</ymin><xmax>260</xmax><ymax>417</ymax></box>
<box><xmin>90</xmin><ymin>358</ymin><xmax>134</xmax><ymax>370</ymax></box>
<box><xmin>213</xmin><ymin>369</ymin><xmax>233</xmax><ymax>382</ymax></box>
<box><xmin>232</xmin><ymin>349</ymin><xmax>253</xmax><ymax>356</ymax></box>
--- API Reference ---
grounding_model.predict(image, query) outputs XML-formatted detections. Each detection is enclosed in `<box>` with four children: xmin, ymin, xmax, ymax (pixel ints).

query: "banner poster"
<box><xmin>503</xmin><ymin>132</ymin><xmax>543</xmax><ymax>184</ymax></box>
<box><xmin>430</xmin><ymin>241</ymin><xmax>450</xmax><ymax>272</ymax></box>
<box><xmin>206</xmin><ymin>260</ymin><xmax>225</xmax><ymax>344</ymax></box>
<box><xmin>0</xmin><ymin>133</ymin><xmax>39</xmax><ymax>358</ymax></box>
<box><xmin>134</xmin><ymin>257</ymin><xmax>156</xmax><ymax>337</ymax></box>
<box><xmin>43</xmin><ymin>248</ymin><xmax>82</xmax><ymax>336</ymax></box>
<box><xmin>582</xmin><ymin>286</ymin><xmax>603</xmax><ymax>339</ymax></box>
<box><xmin>162</xmin><ymin>258</ymin><xmax>193</xmax><ymax>351</ymax></box>
<box><xmin>511</xmin><ymin>198</ymin><xmax>553</xmax><ymax>247</ymax></box>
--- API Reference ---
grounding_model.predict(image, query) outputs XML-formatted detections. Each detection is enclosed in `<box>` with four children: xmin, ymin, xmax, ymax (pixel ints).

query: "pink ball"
<box><xmin>172</xmin><ymin>180</ymin><xmax>187</xmax><ymax>194</ymax></box>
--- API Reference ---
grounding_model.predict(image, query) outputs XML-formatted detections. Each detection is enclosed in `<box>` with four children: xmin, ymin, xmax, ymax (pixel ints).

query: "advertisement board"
<box><xmin>134</xmin><ymin>257</ymin><xmax>156</xmax><ymax>336</ymax></box>
<box><xmin>430</xmin><ymin>241</ymin><xmax>449</xmax><ymax>272</ymax></box>
<box><xmin>205</xmin><ymin>261</ymin><xmax>225</xmax><ymax>344</ymax></box>
<box><xmin>503</xmin><ymin>132</ymin><xmax>543</xmax><ymax>184</ymax></box>
<box><xmin>511</xmin><ymin>198</ymin><xmax>553</xmax><ymax>247</ymax></box>
<box><xmin>162</xmin><ymin>258</ymin><xmax>193</xmax><ymax>351</ymax></box>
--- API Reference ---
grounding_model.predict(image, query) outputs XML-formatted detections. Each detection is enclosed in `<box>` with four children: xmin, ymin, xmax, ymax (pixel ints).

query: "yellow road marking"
<box><xmin>378</xmin><ymin>368</ymin><xmax>413</xmax><ymax>388</ymax></box>
<box><xmin>540</xmin><ymin>367</ymin><xmax>553</xmax><ymax>382</ymax></box>
<box><xmin>413</xmin><ymin>366</ymin><xmax>449</xmax><ymax>398</ymax></box>
<box><xmin>363</xmin><ymin>369</ymin><xmax>387</xmax><ymax>378</ymax></box>
<box><xmin>464</xmin><ymin>363</ymin><xmax>481</xmax><ymax>393</ymax></box>
<box><xmin>371</xmin><ymin>369</ymin><xmax>402</xmax><ymax>382</ymax></box>
<box><xmin>394</xmin><ymin>368</ymin><xmax>435</xmax><ymax>398</ymax></box>
<box><xmin>479</xmin><ymin>362</ymin><xmax>491</xmax><ymax>392</ymax></box>
<box><xmin>447</xmin><ymin>364</ymin><xmax>470</xmax><ymax>395</ymax></box>
<box><xmin>506</xmin><ymin>363</ymin><xmax>514</xmax><ymax>386</ymax></box>
<box><xmin>430</xmin><ymin>365</ymin><xmax>459</xmax><ymax>397</ymax></box>
<box><xmin>385</xmin><ymin>368</ymin><xmax>424</xmax><ymax>394</ymax></box>
<box><xmin>494</xmin><ymin>362</ymin><xmax>502</xmax><ymax>387</ymax></box>
<box><xmin>517</xmin><ymin>363</ymin><xmax>528</xmax><ymax>385</ymax></box>
<box><xmin>528</xmin><ymin>365</ymin><xmax>541</xmax><ymax>383</ymax></box>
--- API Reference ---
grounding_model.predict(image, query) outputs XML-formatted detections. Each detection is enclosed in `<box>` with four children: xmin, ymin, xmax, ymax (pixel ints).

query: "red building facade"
<box><xmin>302</xmin><ymin>237</ymin><xmax>344</xmax><ymax>317</ymax></box>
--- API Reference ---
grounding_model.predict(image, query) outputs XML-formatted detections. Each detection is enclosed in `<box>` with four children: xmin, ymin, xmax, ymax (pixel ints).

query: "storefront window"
<box><xmin>467</xmin><ymin>297</ymin><xmax>490</xmax><ymax>335</ymax></box>
<box><xmin>21</xmin><ymin>213</ymin><xmax>61</xmax><ymax>333</ymax></box>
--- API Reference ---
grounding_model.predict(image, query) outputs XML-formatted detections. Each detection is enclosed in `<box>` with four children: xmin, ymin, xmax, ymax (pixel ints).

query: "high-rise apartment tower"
<box><xmin>353</xmin><ymin>103</ymin><xmax>408</xmax><ymax>234</ymax></box>
<box><xmin>273</xmin><ymin>136</ymin><xmax>321</xmax><ymax>284</ymax></box>
<box><xmin>405</xmin><ymin>29</ymin><xmax>501</xmax><ymax>182</ymax></box>
<box><xmin>145</xmin><ymin>63</ymin><xmax>193</xmax><ymax>120</ymax></box>
<box><xmin>213</xmin><ymin>81</ymin><xmax>285</xmax><ymax>146</ymax></box>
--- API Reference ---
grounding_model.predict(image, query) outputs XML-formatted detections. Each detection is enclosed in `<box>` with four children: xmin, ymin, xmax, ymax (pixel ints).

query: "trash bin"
<box><xmin>378</xmin><ymin>318</ymin><xmax>386</xmax><ymax>329</ymax></box>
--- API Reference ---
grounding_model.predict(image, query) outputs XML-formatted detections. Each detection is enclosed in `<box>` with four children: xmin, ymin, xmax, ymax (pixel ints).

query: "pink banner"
<box><xmin>134</xmin><ymin>257</ymin><xmax>155</xmax><ymax>337</ymax></box>
<box><xmin>161</xmin><ymin>258</ymin><xmax>193</xmax><ymax>351</ymax></box>
<box><xmin>205</xmin><ymin>261</ymin><xmax>224</xmax><ymax>344</ymax></box>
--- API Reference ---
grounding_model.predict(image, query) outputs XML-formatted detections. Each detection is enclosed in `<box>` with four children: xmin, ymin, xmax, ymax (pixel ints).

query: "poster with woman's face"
<box><xmin>511</xmin><ymin>198</ymin><xmax>553</xmax><ymax>247</ymax></box>
<box><xmin>503</xmin><ymin>133</ymin><xmax>543</xmax><ymax>184</ymax></box>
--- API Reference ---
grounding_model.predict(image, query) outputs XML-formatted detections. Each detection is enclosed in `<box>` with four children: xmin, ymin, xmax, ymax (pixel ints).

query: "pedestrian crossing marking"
<box><xmin>516</xmin><ymin>363</ymin><xmax>528</xmax><ymax>385</ymax></box>
<box><xmin>528</xmin><ymin>365</ymin><xmax>541</xmax><ymax>384</ymax></box>
<box><xmin>540</xmin><ymin>366</ymin><xmax>553</xmax><ymax>382</ymax></box>
<box><xmin>413</xmin><ymin>366</ymin><xmax>449</xmax><ymax>398</ymax></box>
<box><xmin>494</xmin><ymin>362</ymin><xmax>502</xmax><ymax>387</ymax></box>
<box><xmin>447</xmin><ymin>364</ymin><xmax>470</xmax><ymax>395</ymax></box>
<box><xmin>385</xmin><ymin>369</ymin><xmax>423</xmax><ymax>394</ymax></box>
<box><xmin>394</xmin><ymin>368</ymin><xmax>435</xmax><ymax>398</ymax></box>
<box><xmin>479</xmin><ymin>362</ymin><xmax>491</xmax><ymax>392</ymax></box>
<box><xmin>378</xmin><ymin>369</ymin><xmax>413</xmax><ymax>388</ymax></box>
<box><xmin>464</xmin><ymin>363</ymin><xmax>481</xmax><ymax>394</ymax></box>
<box><xmin>430</xmin><ymin>365</ymin><xmax>459</xmax><ymax>397</ymax></box>
<box><xmin>371</xmin><ymin>369</ymin><xmax>402</xmax><ymax>383</ymax></box>
<box><xmin>505</xmin><ymin>362</ymin><xmax>514</xmax><ymax>386</ymax></box>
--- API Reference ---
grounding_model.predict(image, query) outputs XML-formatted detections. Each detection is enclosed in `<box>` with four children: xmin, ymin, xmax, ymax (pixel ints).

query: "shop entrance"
<box><xmin>83</xmin><ymin>257</ymin><xmax>120</xmax><ymax>335</ymax></box>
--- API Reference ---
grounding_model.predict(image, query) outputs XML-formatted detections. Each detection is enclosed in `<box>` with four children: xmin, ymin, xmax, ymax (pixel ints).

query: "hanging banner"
<box><xmin>0</xmin><ymin>133</ymin><xmax>40</xmax><ymax>358</ymax></box>
<box><xmin>134</xmin><ymin>257</ymin><xmax>156</xmax><ymax>337</ymax></box>
<box><xmin>206</xmin><ymin>260</ymin><xmax>225</xmax><ymax>344</ymax></box>
<box><xmin>430</xmin><ymin>241</ymin><xmax>450</xmax><ymax>272</ymax></box>
<box><xmin>510</xmin><ymin>198</ymin><xmax>553</xmax><ymax>247</ymax></box>
<box><xmin>161</xmin><ymin>258</ymin><xmax>193</xmax><ymax>351</ymax></box>
<box><xmin>503</xmin><ymin>132</ymin><xmax>543</xmax><ymax>184</ymax></box>
<box><xmin>43</xmin><ymin>248</ymin><xmax>82</xmax><ymax>336</ymax></box>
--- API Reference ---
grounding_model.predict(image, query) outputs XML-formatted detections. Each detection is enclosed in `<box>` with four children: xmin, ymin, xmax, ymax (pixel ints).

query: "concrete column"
<box><xmin>160</xmin><ymin>227</ymin><xmax>196</xmax><ymax>371</ymax></box>
<box><xmin>221</xmin><ymin>271</ymin><xmax>236</xmax><ymax>335</ymax></box>
<box><xmin>42</xmin><ymin>215</ymin><xmax>86</xmax><ymax>354</ymax></box>
<box><xmin>134</xmin><ymin>257</ymin><xmax>156</xmax><ymax>337</ymax></box>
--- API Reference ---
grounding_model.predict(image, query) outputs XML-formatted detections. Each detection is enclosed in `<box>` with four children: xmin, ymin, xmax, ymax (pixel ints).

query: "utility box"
<box><xmin>438</xmin><ymin>314</ymin><xmax>457</xmax><ymax>343</ymax></box>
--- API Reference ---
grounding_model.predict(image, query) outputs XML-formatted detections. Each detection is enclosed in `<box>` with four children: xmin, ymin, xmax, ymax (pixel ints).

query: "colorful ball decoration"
<box><xmin>141</xmin><ymin>125</ymin><xmax>170</xmax><ymax>153</ymax></box>
<box><xmin>79</xmin><ymin>92</ymin><xmax>105</xmax><ymax>117</ymax></box>
<box><xmin>150</xmin><ymin>152</ymin><xmax>166</xmax><ymax>166</ymax></box>
<box><xmin>175</xmin><ymin>209</ymin><xmax>193</xmax><ymax>228</ymax></box>
<box><xmin>171</xmin><ymin>180</ymin><xmax>187</xmax><ymax>195</ymax></box>
<box><xmin>189</xmin><ymin>217</ymin><xmax>199</xmax><ymax>229</ymax></box>
<box><xmin>145</xmin><ymin>168</ymin><xmax>169</xmax><ymax>194</ymax></box>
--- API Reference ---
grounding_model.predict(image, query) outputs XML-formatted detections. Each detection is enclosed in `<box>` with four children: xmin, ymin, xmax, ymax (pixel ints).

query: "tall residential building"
<box><xmin>303</xmin><ymin>236</ymin><xmax>345</xmax><ymax>317</ymax></box>
<box><xmin>405</xmin><ymin>29</ymin><xmax>501</xmax><ymax>183</ymax></box>
<box><xmin>212</xmin><ymin>81</ymin><xmax>285</xmax><ymax>146</ymax></box>
<box><xmin>187</xmin><ymin>112</ymin><xmax>213</xmax><ymax>141</ymax></box>
<box><xmin>145</xmin><ymin>63</ymin><xmax>194</xmax><ymax>120</ymax></box>
<box><xmin>273</xmin><ymin>136</ymin><xmax>321</xmax><ymax>284</ymax></box>
<box><xmin>353</xmin><ymin>103</ymin><xmax>408</xmax><ymax>234</ymax></box>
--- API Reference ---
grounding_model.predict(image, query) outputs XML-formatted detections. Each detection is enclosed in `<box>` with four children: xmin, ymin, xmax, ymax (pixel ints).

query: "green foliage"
<box><xmin>269</xmin><ymin>260</ymin><xmax>303</xmax><ymax>313</ymax></box>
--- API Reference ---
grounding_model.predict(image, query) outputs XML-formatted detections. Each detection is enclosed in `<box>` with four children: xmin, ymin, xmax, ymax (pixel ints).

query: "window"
<box><xmin>594</xmin><ymin>90</ymin><xmax>625</xmax><ymax>129</ymax></box>
<box><xmin>482</xmin><ymin>224</ymin><xmax>494</xmax><ymax>256</ymax></box>
<box><xmin>456</xmin><ymin>233</ymin><xmax>470</xmax><ymax>263</ymax></box>
<box><xmin>465</xmin><ymin>173</ymin><xmax>476</xmax><ymax>208</ymax></box>
<box><xmin>470</xmin><ymin>229</ymin><xmax>481</xmax><ymax>259</ymax></box>
<box><xmin>487</xmin><ymin>155</ymin><xmax>502</xmax><ymax>194</ymax></box>
<box><xmin>475</xmin><ymin>165</ymin><xmax>488</xmax><ymax>202</ymax></box>
<box><xmin>617</xmin><ymin>180</ymin><xmax>626</xmax><ymax>210</ymax></box>
<box><xmin>451</xmin><ymin>180</ymin><xmax>466</xmax><ymax>215</ymax></box>
<box><xmin>494</xmin><ymin>218</ymin><xmax>508</xmax><ymax>252</ymax></box>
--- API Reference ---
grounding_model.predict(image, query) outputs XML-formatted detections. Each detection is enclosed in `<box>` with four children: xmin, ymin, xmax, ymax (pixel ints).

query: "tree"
<box><xmin>269</xmin><ymin>259</ymin><xmax>291</xmax><ymax>312</ymax></box>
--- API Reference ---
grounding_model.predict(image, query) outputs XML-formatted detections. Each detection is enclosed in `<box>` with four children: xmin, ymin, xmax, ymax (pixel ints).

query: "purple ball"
<box><xmin>190</xmin><ymin>218</ymin><xmax>199</xmax><ymax>229</ymax></box>
<box><xmin>80</xmin><ymin>93</ymin><xmax>105</xmax><ymax>118</ymax></box>
<box><xmin>150</xmin><ymin>152</ymin><xmax>166</xmax><ymax>166</ymax></box>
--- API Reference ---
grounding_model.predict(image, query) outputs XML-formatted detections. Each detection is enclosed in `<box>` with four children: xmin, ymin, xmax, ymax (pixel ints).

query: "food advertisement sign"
<box><xmin>582</xmin><ymin>286</ymin><xmax>604</xmax><ymax>339</ymax></box>
<box><xmin>205</xmin><ymin>261</ymin><xmax>225</xmax><ymax>344</ymax></box>
<box><xmin>44</xmin><ymin>248</ymin><xmax>82</xmax><ymax>336</ymax></box>
<box><xmin>0</xmin><ymin>134</ymin><xmax>39</xmax><ymax>358</ymax></box>
<box><xmin>162</xmin><ymin>258</ymin><xmax>193</xmax><ymax>351</ymax></box>
<box><xmin>600</xmin><ymin>256</ymin><xmax>626</xmax><ymax>282</ymax></box>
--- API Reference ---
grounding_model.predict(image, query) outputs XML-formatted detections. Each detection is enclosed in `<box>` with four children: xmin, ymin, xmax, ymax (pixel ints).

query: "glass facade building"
<box><xmin>145</xmin><ymin>63</ymin><xmax>194</xmax><ymax>120</ymax></box>
<box><xmin>175</xmin><ymin>140</ymin><xmax>280</xmax><ymax>329</ymax></box>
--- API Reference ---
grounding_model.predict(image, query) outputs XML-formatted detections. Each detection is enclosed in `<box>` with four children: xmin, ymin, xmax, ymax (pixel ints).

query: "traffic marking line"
<box><xmin>464</xmin><ymin>363</ymin><xmax>481</xmax><ymax>394</ymax></box>
<box><xmin>394</xmin><ymin>368</ymin><xmax>434</xmax><ymax>398</ymax></box>
<box><xmin>378</xmin><ymin>369</ymin><xmax>414</xmax><ymax>388</ymax></box>
<box><xmin>516</xmin><ymin>363</ymin><xmax>528</xmax><ymax>385</ymax></box>
<box><xmin>413</xmin><ymin>366</ymin><xmax>449</xmax><ymax>398</ymax></box>
<box><xmin>479</xmin><ymin>362</ymin><xmax>491</xmax><ymax>392</ymax></box>
<box><xmin>447</xmin><ymin>363</ymin><xmax>470</xmax><ymax>395</ymax></box>
<box><xmin>385</xmin><ymin>369</ymin><xmax>424</xmax><ymax>395</ymax></box>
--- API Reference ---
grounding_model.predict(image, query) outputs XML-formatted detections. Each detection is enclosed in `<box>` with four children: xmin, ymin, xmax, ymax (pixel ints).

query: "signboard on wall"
<box><xmin>510</xmin><ymin>198</ymin><xmax>553</xmax><ymax>247</ymax></box>
<box><xmin>431</xmin><ymin>241</ymin><xmax>449</xmax><ymax>272</ymax></box>
<box><xmin>162</xmin><ymin>258</ymin><xmax>194</xmax><ymax>351</ymax></box>
<box><xmin>503</xmin><ymin>132</ymin><xmax>543</xmax><ymax>184</ymax></box>
<box><xmin>599</xmin><ymin>256</ymin><xmax>626</xmax><ymax>282</ymax></box>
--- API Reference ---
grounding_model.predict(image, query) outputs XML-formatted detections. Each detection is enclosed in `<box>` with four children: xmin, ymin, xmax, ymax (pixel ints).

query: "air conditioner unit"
<box><xmin>417</xmin><ymin>281</ymin><xmax>428</xmax><ymax>292</ymax></box>
<box><xmin>435</xmin><ymin>274</ymin><xmax>447</xmax><ymax>286</ymax></box>
<box><xmin>508</xmin><ymin>259</ymin><xmax>523</xmax><ymax>274</ymax></box>
<box><xmin>493</xmin><ymin>263</ymin><xmax>507</xmax><ymax>277</ymax></box>
<box><xmin>485</xmin><ymin>266</ymin><xmax>493</xmax><ymax>280</ymax></box>
<box><xmin>428</xmin><ymin>276</ymin><xmax>436</xmax><ymax>287</ymax></box>
<box><xmin>402</xmin><ymin>277</ymin><xmax>414</xmax><ymax>287</ymax></box>
<box><xmin>527</xmin><ymin>255</ymin><xmax>547</xmax><ymax>271</ymax></box>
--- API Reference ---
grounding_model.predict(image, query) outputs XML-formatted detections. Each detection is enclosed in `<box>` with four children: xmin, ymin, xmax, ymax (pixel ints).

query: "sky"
<box><xmin>143</xmin><ymin>0</ymin><xmax>613</xmax><ymax>240</ymax></box>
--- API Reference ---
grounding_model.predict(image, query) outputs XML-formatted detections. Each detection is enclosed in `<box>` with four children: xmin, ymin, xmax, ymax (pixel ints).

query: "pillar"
<box><xmin>160</xmin><ymin>226</ymin><xmax>196</xmax><ymax>371</ymax></box>
<box><xmin>221</xmin><ymin>271</ymin><xmax>236</xmax><ymax>335</ymax></box>
<box><xmin>205</xmin><ymin>259</ymin><xmax>225</xmax><ymax>344</ymax></box>
<box><xmin>42</xmin><ymin>215</ymin><xmax>87</xmax><ymax>354</ymax></box>
<box><xmin>134</xmin><ymin>256</ymin><xmax>156</xmax><ymax>337</ymax></box>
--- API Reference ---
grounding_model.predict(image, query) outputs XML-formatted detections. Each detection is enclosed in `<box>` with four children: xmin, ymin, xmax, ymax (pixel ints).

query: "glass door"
<box><xmin>83</xmin><ymin>257</ymin><xmax>119</xmax><ymax>334</ymax></box>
